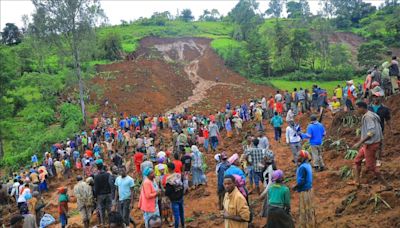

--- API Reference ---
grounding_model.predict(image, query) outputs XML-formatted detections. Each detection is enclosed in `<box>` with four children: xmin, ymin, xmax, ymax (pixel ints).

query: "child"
<box><xmin>58</xmin><ymin>187</ymin><xmax>69</xmax><ymax>228</ymax></box>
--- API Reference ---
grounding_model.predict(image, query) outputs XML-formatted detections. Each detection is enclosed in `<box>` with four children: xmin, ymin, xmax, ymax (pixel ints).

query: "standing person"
<box><xmin>223</xmin><ymin>175</ymin><xmax>250</xmax><ymax>228</ymax></box>
<box><xmin>293</xmin><ymin>150</ymin><xmax>316</xmax><ymax>228</ymax></box>
<box><xmin>334</xmin><ymin>85</ymin><xmax>343</xmax><ymax>104</ymax></box>
<box><xmin>284</xmin><ymin>90</ymin><xmax>292</xmax><ymax>113</ymax></box>
<box><xmin>232</xmin><ymin>114</ymin><xmax>243</xmax><ymax>136</ymax></box>
<box><xmin>244</xmin><ymin>138</ymin><xmax>271</xmax><ymax>195</ymax></box>
<box><xmin>368</xmin><ymin>95</ymin><xmax>392</xmax><ymax>133</ymax></box>
<box><xmin>53</xmin><ymin>158</ymin><xmax>64</xmax><ymax>180</ymax></box>
<box><xmin>172</xmin><ymin>153</ymin><xmax>183</xmax><ymax>174</ymax></box>
<box><xmin>225</xmin><ymin>117</ymin><xmax>233</xmax><ymax>138</ymax></box>
<box><xmin>165</xmin><ymin>163</ymin><xmax>185</xmax><ymax>228</ymax></box>
<box><xmin>208</xmin><ymin>121</ymin><xmax>220</xmax><ymax>152</ymax></box>
<box><xmin>181</xmin><ymin>150</ymin><xmax>192</xmax><ymax>192</ymax></box>
<box><xmin>389</xmin><ymin>56</ymin><xmax>399</xmax><ymax>94</ymax></box>
<box><xmin>345</xmin><ymin>80</ymin><xmax>357</xmax><ymax>111</ymax></box>
<box><xmin>304</xmin><ymin>115</ymin><xmax>326</xmax><ymax>172</ymax></box>
<box><xmin>73</xmin><ymin>175</ymin><xmax>94</xmax><ymax>228</ymax></box>
<box><xmin>297</xmin><ymin>88</ymin><xmax>306</xmax><ymax>114</ymax></box>
<box><xmin>352</xmin><ymin>102</ymin><xmax>392</xmax><ymax>190</ymax></box>
<box><xmin>114</xmin><ymin>166</ymin><xmax>135</xmax><ymax>226</ymax></box>
<box><xmin>203</xmin><ymin>126</ymin><xmax>210</xmax><ymax>152</ymax></box>
<box><xmin>138</xmin><ymin>168</ymin><xmax>160</xmax><ymax>228</ymax></box>
<box><xmin>191</xmin><ymin>145</ymin><xmax>207</xmax><ymax>188</ymax></box>
<box><xmin>265</xmin><ymin>170</ymin><xmax>294</xmax><ymax>228</ymax></box>
<box><xmin>261</xmin><ymin>96</ymin><xmax>267</xmax><ymax>119</ymax></box>
<box><xmin>58</xmin><ymin>187</ymin><xmax>69</xmax><ymax>228</ymax></box>
<box><xmin>93</xmin><ymin>159</ymin><xmax>113</xmax><ymax>226</ymax></box>
<box><xmin>270</xmin><ymin>112</ymin><xmax>283</xmax><ymax>143</ymax></box>
<box><xmin>286</xmin><ymin>121</ymin><xmax>302</xmax><ymax>165</ymax></box>
<box><xmin>217</xmin><ymin>153</ymin><xmax>229</xmax><ymax>210</ymax></box>
<box><xmin>291</xmin><ymin>88</ymin><xmax>299</xmax><ymax>115</ymax></box>
<box><xmin>285</xmin><ymin>108</ymin><xmax>294</xmax><ymax>123</ymax></box>
<box><xmin>258</xmin><ymin>132</ymin><xmax>270</xmax><ymax>150</ymax></box>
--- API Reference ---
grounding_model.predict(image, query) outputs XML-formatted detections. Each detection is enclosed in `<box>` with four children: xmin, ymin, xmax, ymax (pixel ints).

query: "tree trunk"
<box><xmin>0</xmin><ymin>129</ymin><xmax>4</xmax><ymax>159</ymax></box>
<box><xmin>72</xmin><ymin>31</ymin><xmax>86</xmax><ymax>124</ymax></box>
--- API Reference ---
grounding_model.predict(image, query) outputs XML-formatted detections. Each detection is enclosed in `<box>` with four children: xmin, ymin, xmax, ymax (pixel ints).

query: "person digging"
<box><xmin>350</xmin><ymin>101</ymin><xmax>392</xmax><ymax>191</ymax></box>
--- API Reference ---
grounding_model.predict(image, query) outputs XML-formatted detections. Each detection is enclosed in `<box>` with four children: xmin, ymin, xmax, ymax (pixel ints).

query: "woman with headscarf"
<box><xmin>293</xmin><ymin>150</ymin><xmax>316</xmax><ymax>228</ymax></box>
<box><xmin>265</xmin><ymin>170</ymin><xmax>294</xmax><ymax>228</ymax></box>
<box><xmin>138</xmin><ymin>167</ymin><xmax>160</xmax><ymax>228</ymax></box>
<box><xmin>191</xmin><ymin>145</ymin><xmax>206</xmax><ymax>188</ymax></box>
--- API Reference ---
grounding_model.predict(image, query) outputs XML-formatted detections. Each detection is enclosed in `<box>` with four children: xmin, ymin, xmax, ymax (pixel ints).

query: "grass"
<box><xmin>263</xmin><ymin>78</ymin><xmax>364</xmax><ymax>96</ymax></box>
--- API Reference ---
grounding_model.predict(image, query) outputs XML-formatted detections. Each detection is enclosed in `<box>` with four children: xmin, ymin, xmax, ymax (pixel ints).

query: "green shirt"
<box><xmin>268</xmin><ymin>184</ymin><xmax>290</xmax><ymax>207</ymax></box>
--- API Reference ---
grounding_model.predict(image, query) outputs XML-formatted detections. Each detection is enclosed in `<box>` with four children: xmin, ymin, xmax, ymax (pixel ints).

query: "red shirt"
<box><xmin>172</xmin><ymin>160</ymin><xmax>183</xmax><ymax>174</ymax></box>
<box><xmin>134</xmin><ymin>152</ymin><xmax>144</xmax><ymax>166</ymax></box>
<box><xmin>203</xmin><ymin>129</ymin><xmax>209</xmax><ymax>139</ymax></box>
<box><xmin>85</xmin><ymin>150</ymin><xmax>93</xmax><ymax>158</ymax></box>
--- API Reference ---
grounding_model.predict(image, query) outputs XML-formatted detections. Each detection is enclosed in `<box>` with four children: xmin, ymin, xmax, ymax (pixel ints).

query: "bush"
<box><xmin>60</xmin><ymin>103</ymin><xmax>83</xmax><ymax>127</ymax></box>
<box><xmin>100</xmin><ymin>33</ymin><xmax>123</xmax><ymax>60</ymax></box>
<box><xmin>18</xmin><ymin>102</ymin><xmax>55</xmax><ymax>125</ymax></box>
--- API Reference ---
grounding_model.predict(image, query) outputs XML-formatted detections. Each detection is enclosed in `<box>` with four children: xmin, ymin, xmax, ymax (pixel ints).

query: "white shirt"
<box><xmin>286</xmin><ymin>110</ymin><xmax>294</xmax><ymax>122</ymax></box>
<box><xmin>275</xmin><ymin>94</ymin><xmax>283</xmax><ymax>102</ymax></box>
<box><xmin>286</xmin><ymin>125</ymin><xmax>301</xmax><ymax>144</ymax></box>
<box><xmin>17</xmin><ymin>186</ymin><xmax>31</xmax><ymax>203</ymax></box>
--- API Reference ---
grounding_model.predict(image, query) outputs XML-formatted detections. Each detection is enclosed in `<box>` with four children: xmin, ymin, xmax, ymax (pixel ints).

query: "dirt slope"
<box><xmin>90</xmin><ymin>37</ymin><xmax>274</xmax><ymax>116</ymax></box>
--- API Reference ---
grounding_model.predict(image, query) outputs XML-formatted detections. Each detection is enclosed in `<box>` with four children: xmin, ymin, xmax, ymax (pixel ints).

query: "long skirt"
<box><xmin>266</xmin><ymin>206</ymin><xmax>294</xmax><ymax>228</ymax></box>
<box><xmin>143</xmin><ymin>203</ymin><xmax>160</xmax><ymax>228</ymax></box>
<box><xmin>299</xmin><ymin>190</ymin><xmax>316</xmax><ymax>228</ymax></box>
<box><xmin>192</xmin><ymin>167</ymin><xmax>206</xmax><ymax>186</ymax></box>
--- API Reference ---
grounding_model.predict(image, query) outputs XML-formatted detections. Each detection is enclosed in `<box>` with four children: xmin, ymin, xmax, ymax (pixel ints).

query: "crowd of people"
<box><xmin>3</xmin><ymin>56</ymin><xmax>398</xmax><ymax>228</ymax></box>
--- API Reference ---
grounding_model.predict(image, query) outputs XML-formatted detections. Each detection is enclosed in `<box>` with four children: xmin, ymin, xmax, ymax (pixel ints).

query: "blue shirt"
<box><xmin>306</xmin><ymin>122</ymin><xmax>325</xmax><ymax>146</ymax></box>
<box><xmin>217</xmin><ymin>162</ymin><xmax>230</xmax><ymax>192</ymax></box>
<box><xmin>119</xmin><ymin>120</ymin><xmax>126</xmax><ymax>129</ymax></box>
<box><xmin>270</xmin><ymin>115</ymin><xmax>283</xmax><ymax>128</ymax></box>
<box><xmin>224</xmin><ymin>165</ymin><xmax>246</xmax><ymax>180</ymax></box>
<box><xmin>115</xmin><ymin>176</ymin><xmax>135</xmax><ymax>201</ymax></box>
<box><xmin>296</xmin><ymin>162</ymin><xmax>312</xmax><ymax>192</ymax></box>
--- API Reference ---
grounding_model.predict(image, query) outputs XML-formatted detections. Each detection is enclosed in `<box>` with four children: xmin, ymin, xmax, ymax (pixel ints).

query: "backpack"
<box><xmin>389</xmin><ymin>64</ymin><xmax>399</xmax><ymax>77</ymax></box>
<box><xmin>40</xmin><ymin>214</ymin><xmax>56</xmax><ymax>228</ymax></box>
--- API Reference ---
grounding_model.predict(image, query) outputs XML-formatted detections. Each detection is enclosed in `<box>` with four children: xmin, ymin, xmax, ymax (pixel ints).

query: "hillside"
<box><xmin>89</xmin><ymin>37</ymin><xmax>274</xmax><ymax>116</ymax></box>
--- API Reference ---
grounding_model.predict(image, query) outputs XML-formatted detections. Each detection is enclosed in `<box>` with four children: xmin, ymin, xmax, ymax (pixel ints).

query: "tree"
<box><xmin>245</xmin><ymin>31</ymin><xmax>270</xmax><ymax>77</ymax></box>
<box><xmin>228</xmin><ymin>0</ymin><xmax>262</xmax><ymax>41</ymax></box>
<box><xmin>199</xmin><ymin>9</ymin><xmax>220</xmax><ymax>21</ymax></box>
<box><xmin>100</xmin><ymin>33</ymin><xmax>122</xmax><ymax>60</ymax></box>
<box><xmin>180</xmin><ymin>9</ymin><xmax>194</xmax><ymax>22</ymax></box>
<box><xmin>266</xmin><ymin>0</ymin><xmax>286</xmax><ymax>18</ymax></box>
<box><xmin>1</xmin><ymin>23</ymin><xmax>22</xmax><ymax>45</ymax></box>
<box><xmin>289</xmin><ymin>29</ymin><xmax>311</xmax><ymax>69</ymax></box>
<box><xmin>311</xmin><ymin>17</ymin><xmax>333</xmax><ymax>70</ymax></box>
<box><xmin>357</xmin><ymin>40</ymin><xmax>387</xmax><ymax>69</ymax></box>
<box><xmin>328</xmin><ymin>0</ymin><xmax>376</xmax><ymax>28</ymax></box>
<box><xmin>286</xmin><ymin>1</ymin><xmax>302</xmax><ymax>18</ymax></box>
<box><xmin>31</xmin><ymin>0</ymin><xmax>106</xmax><ymax>123</ymax></box>
<box><xmin>329</xmin><ymin>44</ymin><xmax>351</xmax><ymax>67</ymax></box>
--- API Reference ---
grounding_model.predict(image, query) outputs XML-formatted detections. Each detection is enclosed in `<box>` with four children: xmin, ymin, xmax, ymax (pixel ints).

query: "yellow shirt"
<box><xmin>335</xmin><ymin>88</ymin><xmax>343</xmax><ymax>99</ymax></box>
<box><xmin>223</xmin><ymin>187</ymin><xmax>250</xmax><ymax>228</ymax></box>
<box><xmin>332</xmin><ymin>101</ymin><xmax>341</xmax><ymax>110</ymax></box>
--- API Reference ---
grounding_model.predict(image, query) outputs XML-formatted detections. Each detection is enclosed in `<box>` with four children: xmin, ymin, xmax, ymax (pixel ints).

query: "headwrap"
<box><xmin>272</xmin><ymin>169</ymin><xmax>284</xmax><ymax>182</ymax></box>
<box><xmin>299</xmin><ymin>150</ymin><xmax>311</xmax><ymax>160</ymax></box>
<box><xmin>95</xmin><ymin>159</ymin><xmax>103</xmax><ymax>165</ymax></box>
<box><xmin>228</xmin><ymin>153</ymin><xmax>239</xmax><ymax>164</ymax></box>
<box><xmin>143</xmin><ymin>167</ymin><xmax>153</xmax><ymax>177</ymax></box>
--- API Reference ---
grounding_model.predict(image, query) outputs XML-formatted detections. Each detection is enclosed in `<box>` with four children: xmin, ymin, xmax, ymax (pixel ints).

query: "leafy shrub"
<box><xmin>18</xmin><ymin>102</ymin><xmax>55</xmax><ymax>125</ymax></box>
<box><xmin>60</xmin><ymin>103</ymin><xmax>83</xmax><ymax>127</ymax></box>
